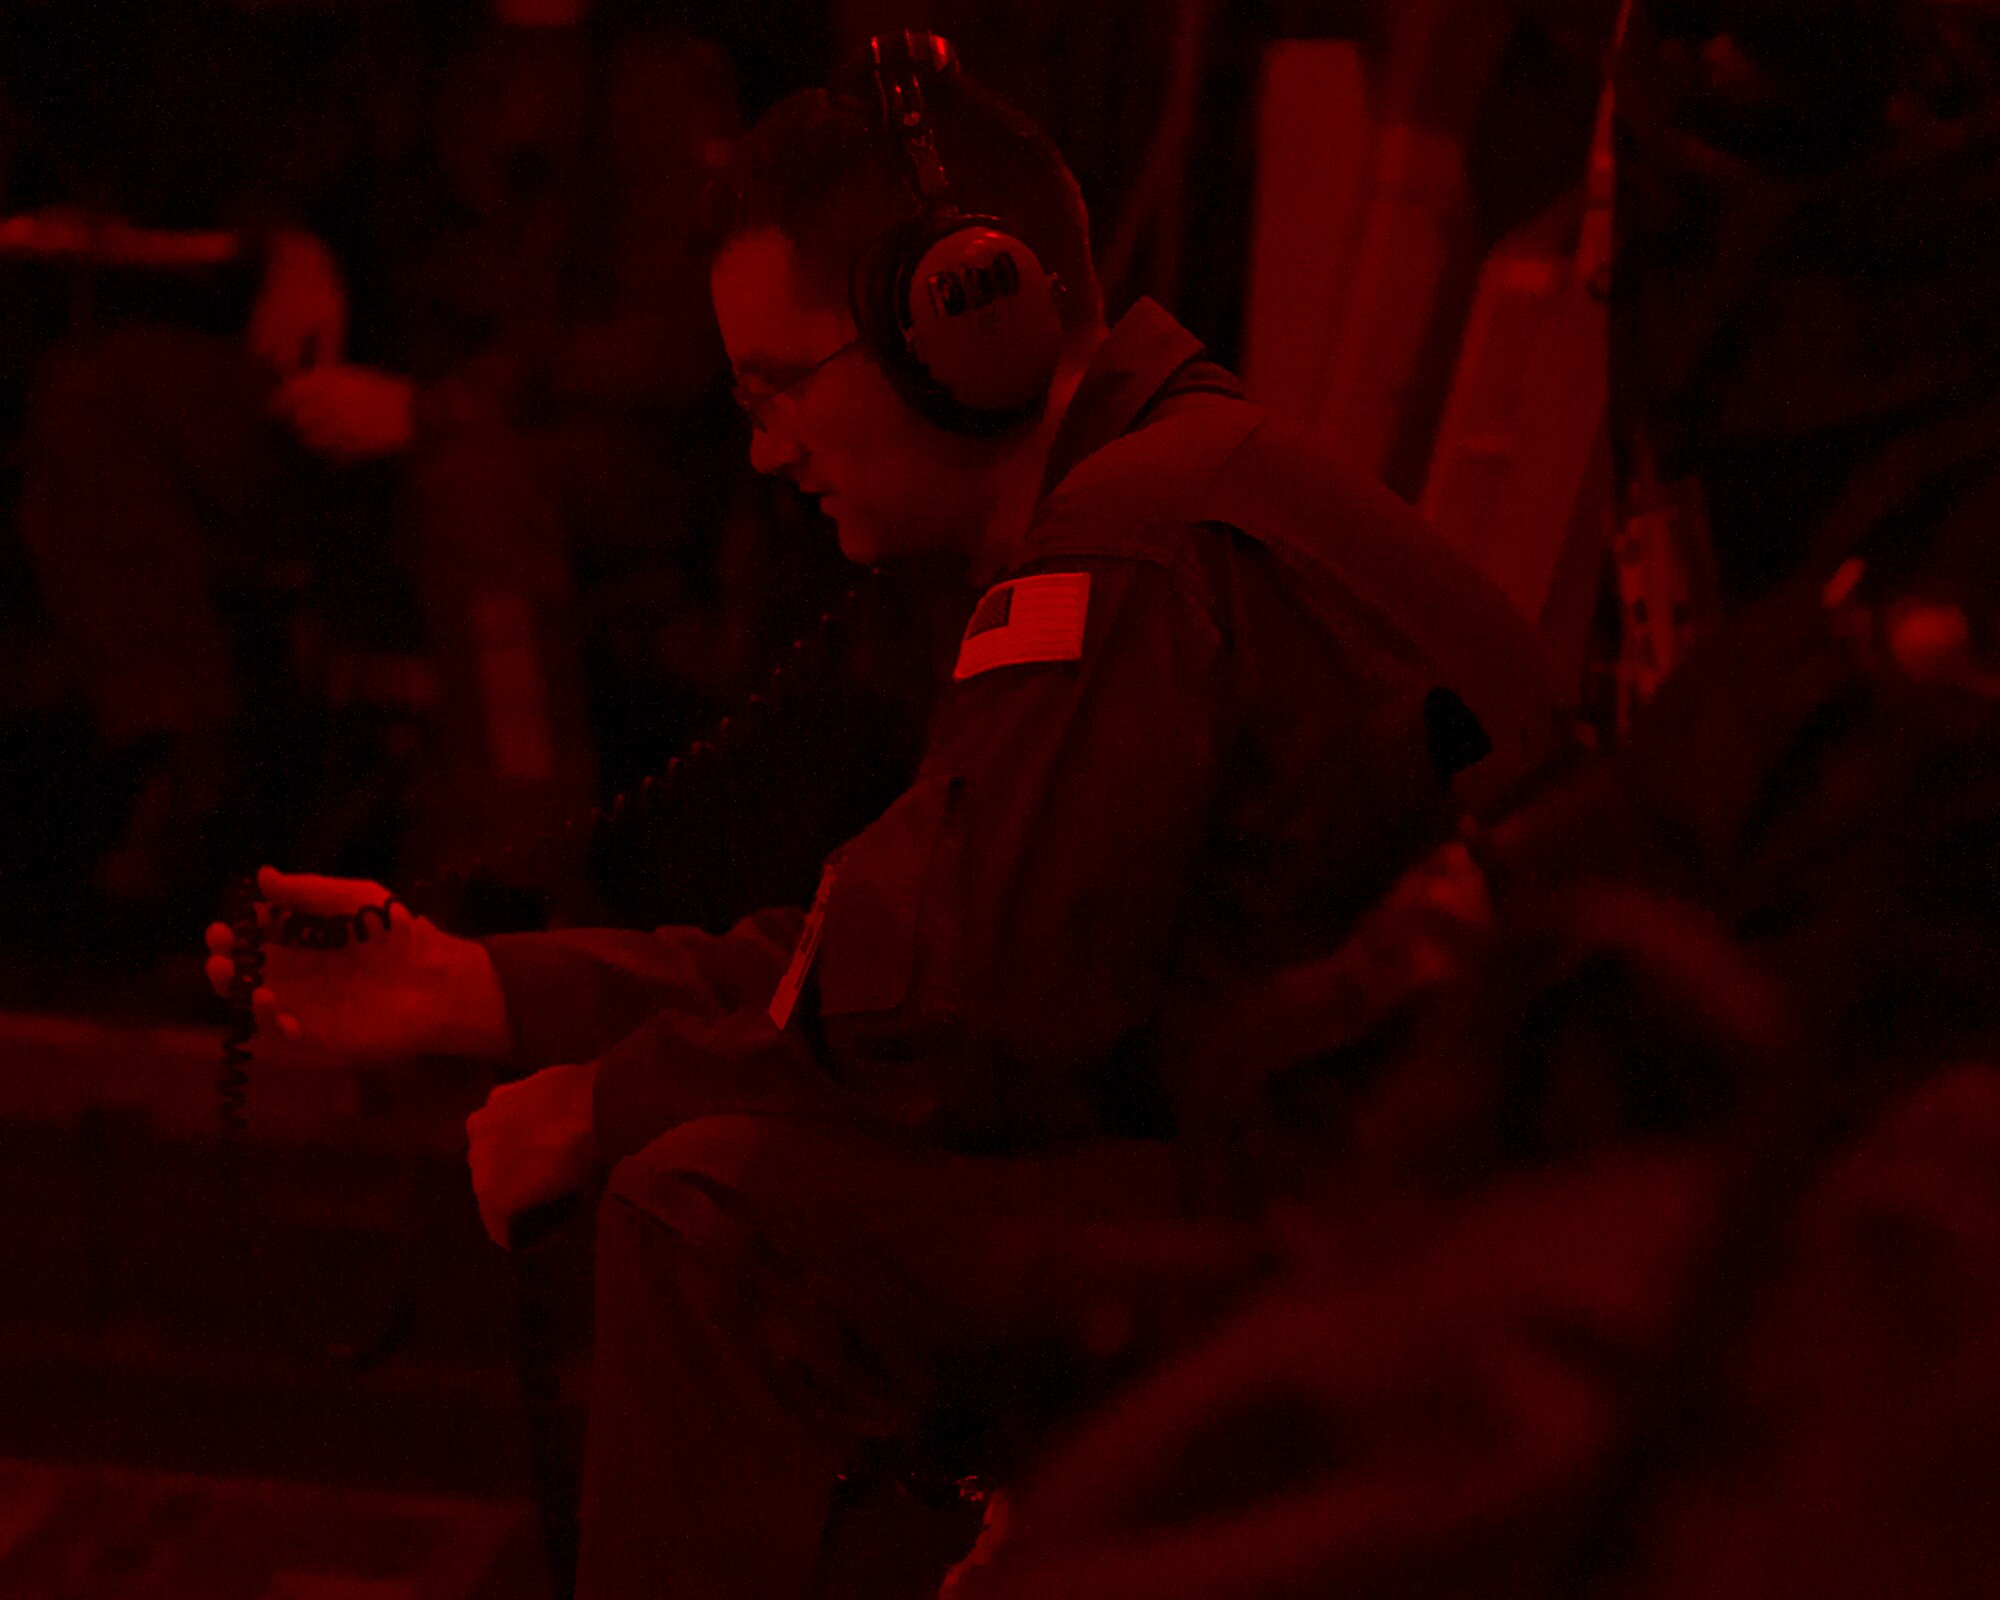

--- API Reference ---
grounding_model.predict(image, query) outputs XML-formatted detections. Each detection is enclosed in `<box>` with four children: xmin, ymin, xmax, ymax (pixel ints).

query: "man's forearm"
<box><xmin>478</xmin><ymin>909</ymin><xmax>808</xmax><ymax>1075</ymax></box>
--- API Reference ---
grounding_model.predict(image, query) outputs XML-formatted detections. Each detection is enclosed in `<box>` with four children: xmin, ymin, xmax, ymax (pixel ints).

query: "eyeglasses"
<box><xmin>730</xmin><ymin>336</ymin><xmax>866</xmax><ymax>432</ymax></box>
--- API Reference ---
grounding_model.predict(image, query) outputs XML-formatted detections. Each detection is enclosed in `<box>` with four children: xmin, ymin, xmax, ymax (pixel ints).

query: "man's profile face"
<box><xmin>711</xmin><ymin>228</ymin><xmax>993</xmax><ymax>567</ymax></box>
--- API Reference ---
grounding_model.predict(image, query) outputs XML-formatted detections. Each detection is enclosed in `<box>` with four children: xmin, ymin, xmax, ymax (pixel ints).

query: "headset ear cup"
<box><xmin>855</xmin><ymin>213</ymin><xmax>1063</xmax><ymax>435</ymax></box>
<box><xmin>902</xmin><ymin>222</ymin><xmax>1062</xmax><ymax>421</ymax></box>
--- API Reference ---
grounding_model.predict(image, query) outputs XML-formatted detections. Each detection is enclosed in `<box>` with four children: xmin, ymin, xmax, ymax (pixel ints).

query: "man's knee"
<box><xmin>601</xmin><ymin>1115</ymin><xmax>778</xmax><ymax>1248</ymax></box>
<box><xmin>596</xmin><ymin>1115</ymin><xmax>919</xmax><ymax>1441</ymax></box>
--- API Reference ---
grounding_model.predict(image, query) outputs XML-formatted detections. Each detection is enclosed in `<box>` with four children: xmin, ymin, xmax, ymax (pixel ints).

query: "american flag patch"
<box><xmin>953</xmin><ymin>572</ymin><xmax>1091</xmax><ymax>681</ymax></box>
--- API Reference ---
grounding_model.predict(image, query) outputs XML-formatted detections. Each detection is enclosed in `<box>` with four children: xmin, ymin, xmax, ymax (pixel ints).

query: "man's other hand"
<box><xmin>248</xmin><ymin>228</ymin><xmax>348</xmax><ymax>375</ymax></box>
<box><xmin>467</xmin><ymin>1061</ymin><xmax>598</xmax><ymax>1250</ymax></box>
<box><xmin>203</xmin><ymin>866</ymin><xmax>512</xmax><ymax>1065</ymax></box>
<box><xmin>274</xmin><ymin>365</ymin><xmax>417</xmax><ymax>459</ymax></box>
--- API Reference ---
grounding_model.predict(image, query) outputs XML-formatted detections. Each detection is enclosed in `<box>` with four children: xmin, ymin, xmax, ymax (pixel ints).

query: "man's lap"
<box><xmin>611</xmin><ymin>1116</ymin><xmax>1182</xmax><ymax>1317</ymax></box>
<box><xmin>598</xmin><ymin>1114</ymin><xmax>1256</xmax><ymax>1432</ymax></box>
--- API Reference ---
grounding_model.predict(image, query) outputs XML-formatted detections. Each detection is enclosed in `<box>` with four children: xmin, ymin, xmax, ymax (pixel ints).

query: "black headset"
<box><xmin>848</xmin><ymin>31</ymin><xmax>1066</xmax><ymax>437</ymax></box>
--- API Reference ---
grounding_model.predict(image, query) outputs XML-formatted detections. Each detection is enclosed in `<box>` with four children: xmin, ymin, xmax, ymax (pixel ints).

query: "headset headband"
<box><xmin>867</xmin><ymin>31</ymin><xmax>959</xmax><ymax>209</ymax></box>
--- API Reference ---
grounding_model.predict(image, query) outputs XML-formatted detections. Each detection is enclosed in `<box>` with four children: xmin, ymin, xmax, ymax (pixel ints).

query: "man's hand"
<box><xmin>248</xmin><ymin>228</ymin><xmax>348</xmax><ymax>375</ymax></box>
<box><xmin>466</xmin><ymin>1061</ymin><xmax>598</xmax><ymax>1250</ymax></box>
<box><xmin>203</xmin><ymin>866</ymin><xmax>512</xmax><ymax>1065</ymax></box>
<box><xmin>273</xmin><ymin>365</ymin><xmax>417</xmax><ymax>460</ymax></box>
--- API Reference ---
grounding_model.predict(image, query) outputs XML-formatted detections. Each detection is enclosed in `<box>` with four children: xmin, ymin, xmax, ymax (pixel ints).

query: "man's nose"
<box><xmin>749</xmin><ymin>421</ymin><xmax>805</xmax><ymax>480</ymax></box>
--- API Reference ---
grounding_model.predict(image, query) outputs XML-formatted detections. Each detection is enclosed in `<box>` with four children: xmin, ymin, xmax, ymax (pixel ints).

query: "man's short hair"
<box><xmin>709</xmin><ymin>73</ymin><xmax>1104</xmax><ymax>341</ymax></box>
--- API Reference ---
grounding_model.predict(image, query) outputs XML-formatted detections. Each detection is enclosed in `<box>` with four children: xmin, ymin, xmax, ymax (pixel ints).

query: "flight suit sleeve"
<box><xmin>479</xmin><ymin>906</ymin><xmax>803</xmax><ymax>1073</ymax></box>
<box><xmin>812</xmin><ymin>543</ymin><xmax>1228</xmax><ymax>1149</ymax></box>
<box><xmin>586</xmin><ymin>990</ymin><xmax>848</xmax><ymax>1165</ymax></box>
<box><xmin>486</xmin><ymin>542</ymin><xmax>1228</xmax><ymax>1161</ymax></box>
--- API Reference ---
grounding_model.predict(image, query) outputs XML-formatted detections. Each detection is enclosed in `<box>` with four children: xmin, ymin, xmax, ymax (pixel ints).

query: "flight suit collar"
<box><xmin>1040</xmin><ymin>297</ymin><xmax>1211</xmax><ymax>499</ymax></box>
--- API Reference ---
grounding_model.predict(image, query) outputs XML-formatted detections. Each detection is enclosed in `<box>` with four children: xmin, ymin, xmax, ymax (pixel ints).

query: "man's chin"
<box><xmin>828</xmin><ymin>506</ymin><xmax>960</xmax><ymax>568</ymax></box>
<box><xmin>831</xmin><ymin>511</ymin><xmax>884</xmax><ymax>567</ymax></box>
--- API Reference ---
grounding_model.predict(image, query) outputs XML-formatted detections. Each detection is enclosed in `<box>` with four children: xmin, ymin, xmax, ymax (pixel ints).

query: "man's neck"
<box><xmin>971</xmin><ymin>337</ymin><xmax>1104</xmax><ymax>585</ymax></box>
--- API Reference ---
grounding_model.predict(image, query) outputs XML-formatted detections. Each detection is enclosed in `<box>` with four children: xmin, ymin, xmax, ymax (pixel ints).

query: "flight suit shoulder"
<box><xmin>1020</xmin><ymin>401</ymin><xmax>1266</xmax><ymax>570</ymax></box>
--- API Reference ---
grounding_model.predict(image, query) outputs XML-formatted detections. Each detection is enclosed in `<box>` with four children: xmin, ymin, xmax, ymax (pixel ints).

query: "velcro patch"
<box><xmin>953</xmin><ymin>572</ymin><xmax>1092</xmax><ymax>681</ymax></box>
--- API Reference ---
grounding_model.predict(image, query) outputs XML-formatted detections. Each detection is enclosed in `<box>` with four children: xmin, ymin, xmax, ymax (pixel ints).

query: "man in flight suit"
<box><xmin>207</xmin><ymin>39</ymin><xmax>1554</xmax><ymax>1598</ymax></box>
